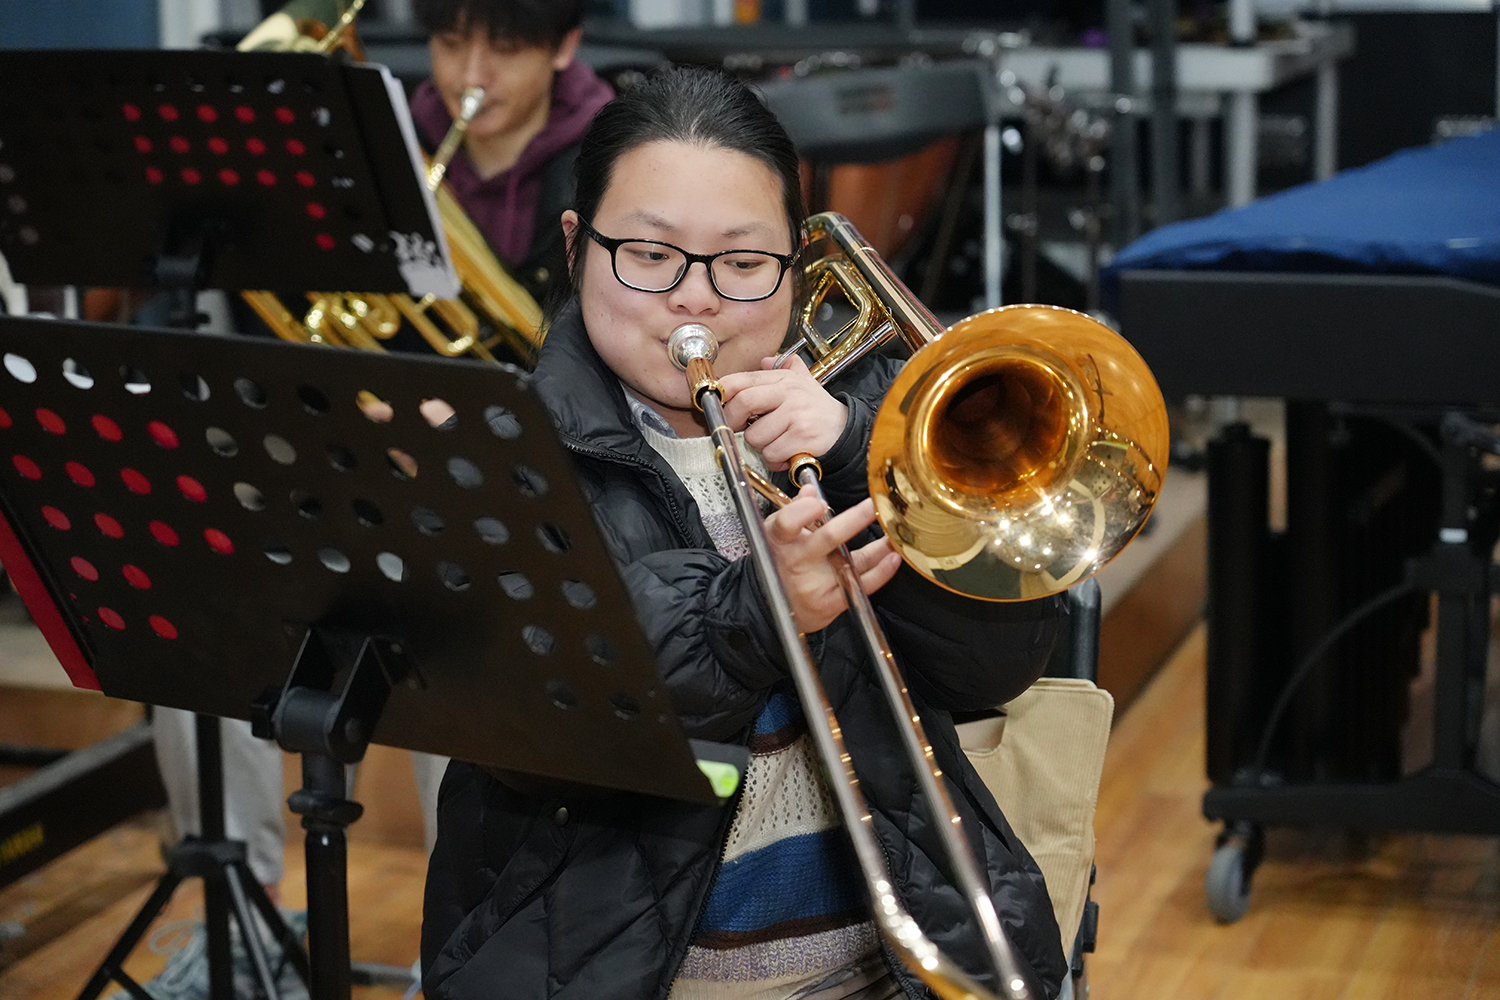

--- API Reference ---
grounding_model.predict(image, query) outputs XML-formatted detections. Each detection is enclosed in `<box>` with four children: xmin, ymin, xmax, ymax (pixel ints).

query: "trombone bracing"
<box><xmin>795</xmin><ymin>211</ymin><xmax>1170</xmax><ymax>603</ymax></box>
<box><xmin>667</xmin><ymin>213</ymin><xmax>1170</xmax><ymax>996</ymax></box>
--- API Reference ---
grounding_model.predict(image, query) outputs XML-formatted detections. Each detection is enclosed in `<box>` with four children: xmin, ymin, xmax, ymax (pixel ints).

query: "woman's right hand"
<box><xmin>719</xmin><ymin>355</ymin><xmax>848</xmax><ymax>471</ymax></box>
<box><xmin>762</xmin><ymin>488</ymin><xmax>902</xmax><ymax>634</ymax></box>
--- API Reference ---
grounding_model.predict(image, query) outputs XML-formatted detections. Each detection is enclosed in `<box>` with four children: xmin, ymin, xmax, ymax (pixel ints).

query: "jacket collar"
<box><xmin>531</xmin><ymin>298</ymin><xmax>636</xmax><ymax>452</ymax></box>
<box><xmin>532</xmin><ymin>299</ymin><xmax>710</xmax><ymax>546</ymax></box>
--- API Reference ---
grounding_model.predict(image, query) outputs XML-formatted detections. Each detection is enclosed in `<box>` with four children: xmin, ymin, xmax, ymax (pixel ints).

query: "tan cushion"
<box><xmin>957</xmin><ymin>678</ymin><xmax>1114</xmax><ymax>957</ymax></box>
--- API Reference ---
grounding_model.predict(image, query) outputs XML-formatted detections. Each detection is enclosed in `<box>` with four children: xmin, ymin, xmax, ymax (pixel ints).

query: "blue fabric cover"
<box><xmin>1102</xmin><ymin>128</ymin><xmax>1500</xmax><ymax>307</ymax></box>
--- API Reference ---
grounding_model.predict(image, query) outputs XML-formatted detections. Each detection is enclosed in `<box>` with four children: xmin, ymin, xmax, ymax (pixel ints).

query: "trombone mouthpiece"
<box><xmin>667</xmin><ymin>323</ymin><xmax>718</xmax><ymax>371</ymax></box>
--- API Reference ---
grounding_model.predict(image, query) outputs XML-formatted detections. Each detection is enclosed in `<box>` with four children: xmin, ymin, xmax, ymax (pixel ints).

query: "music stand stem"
<box><xmin>292</xmin><ymin>752</ymin><xmax>359</xmax><ymax>1000</ymax></box>
<box><xmin>197</xmin><ymin>715</ymin><xmax>233</xmax><ymax>1000</ymax></box>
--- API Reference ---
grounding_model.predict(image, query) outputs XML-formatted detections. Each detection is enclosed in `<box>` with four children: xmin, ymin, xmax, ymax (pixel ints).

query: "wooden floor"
<box><xmin>2</xmin><ymin>623</ymin><xmax>1498</xmax><ymax>1000</ymax></box>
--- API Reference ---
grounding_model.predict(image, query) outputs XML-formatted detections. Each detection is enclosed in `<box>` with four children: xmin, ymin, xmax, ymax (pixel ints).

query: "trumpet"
<box><xmin>666</xmin><ymin>215</ymin><xmax>1169</xmax><ymax>996</ymax></box>
<box><xmin>238</xmin><ymin>0</ymin><xmax>544</xmax><ymax>366</ymax></box>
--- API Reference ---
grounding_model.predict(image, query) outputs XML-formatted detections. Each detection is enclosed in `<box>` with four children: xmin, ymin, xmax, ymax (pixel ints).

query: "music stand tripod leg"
<box><xmin>74</xmin><ymin>870</ymin><xmax>186</xmax><ymax>1000</ymax></box>
<box><xmin>74</xmin><ymin>714</ymin><xmax>309</xmax><ymax>1000</ymax></box>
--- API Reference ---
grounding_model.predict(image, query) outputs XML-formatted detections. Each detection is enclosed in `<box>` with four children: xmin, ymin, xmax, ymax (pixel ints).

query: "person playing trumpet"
<box><xmin>420</xmin><ymin>67</ymin><xmax>1070</xmax><ymax>1000</ymax></box>
<box><xmin>409</xmin><ymin>0</ymin><xmax>613</xmax><ymax>305</ymax></box>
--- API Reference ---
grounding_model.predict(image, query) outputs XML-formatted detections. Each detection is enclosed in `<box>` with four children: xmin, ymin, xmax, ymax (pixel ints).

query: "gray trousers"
<box><xmin>151</xmin><ymin>706</ymin><xmax>446</xmax><ymax>887</ymax></box>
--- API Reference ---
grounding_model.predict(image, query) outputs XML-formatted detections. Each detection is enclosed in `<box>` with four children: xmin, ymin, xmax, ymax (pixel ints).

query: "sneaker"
<box><xmin>104</xmin><ymin>910</ymin><xmax>308</xmax><ymax>1000</ymax></box>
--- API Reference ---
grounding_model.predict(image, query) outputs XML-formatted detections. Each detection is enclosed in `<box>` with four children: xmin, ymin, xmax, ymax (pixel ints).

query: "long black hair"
<box><xmin>566</xmin><ymin>67</ymin><xmax>806</xmax><ymax>293</ymax></box>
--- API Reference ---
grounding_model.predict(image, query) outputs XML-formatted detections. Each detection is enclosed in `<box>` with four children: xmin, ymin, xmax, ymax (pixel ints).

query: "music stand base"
<box><xmin>76</xmin><ymin>715</ymin><xmax>309</xmax><ymax>1000</ymax></box>
<box><xmin>75</xmin><ymin>837</ymin><xmax>309</xmax><ymax>1000</ymax></box>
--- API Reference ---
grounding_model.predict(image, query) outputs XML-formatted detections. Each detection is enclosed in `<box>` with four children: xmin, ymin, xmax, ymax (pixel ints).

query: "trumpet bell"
<box><xmin>869</xmin><ymin>304</ymin><xmax>1170</xmax><ymax>601</ymax></box>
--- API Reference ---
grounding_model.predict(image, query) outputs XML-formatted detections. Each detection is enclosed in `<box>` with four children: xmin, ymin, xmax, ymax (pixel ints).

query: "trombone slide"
<box><xmin>667</xmin><ymin>323</ymin><xmax>1041</xmax><ymax>1000</ymax></box>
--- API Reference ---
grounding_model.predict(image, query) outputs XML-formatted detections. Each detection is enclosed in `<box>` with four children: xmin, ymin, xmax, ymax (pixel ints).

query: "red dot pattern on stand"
<box><xmin>204</xmin><ymin>529</ymin><xmax>234</xmax><ymax>555</ymax></box>
<box><xmin>120</xmin><ymin>86</ymin><xmax>341</xmax><ymax>256</ymax></box>
<box><xmin>0</xmin><ymin>354</ymin><xmax>241</xmax><ymax>642</ymax></box>
<box><xmin>176</xmin><ymin>475</ymin><xmax>207</xmax><ymax>502</ymax></box>
<box><xmin>35</xmin><ymin>408</ymin><xmax>65</xmax><ymax>434</ymax></box>
<box><xmin>65</xmin><ymin>461</ymin><xmax>95</xmax><ymax>487</ymax></box>
<box><xmin>0</xmin><ymin>369</ymin><xmax>584</xmax><ymax>656</ymax></box>
<box><xmin>147</xmin><ymin>421</ymin><xmax>179</xmax><ymax>449</ymax></box>
<box><xmin>120</xmin><ymin>468</ymin><xmax>152</xmax><ymax>495</ymax></box>
<box><xmin>92</xmin><ymin>415</ymin><xmax>123</xmax><ymax>441</ymax></box>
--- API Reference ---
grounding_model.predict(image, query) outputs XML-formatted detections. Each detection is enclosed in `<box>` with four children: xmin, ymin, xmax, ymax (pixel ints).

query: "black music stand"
<box><xmin>0</xmin><ymin>48</ymin><xmax>457</xmax><ymax>312</ymax></box>
<box><xmin>0</xmin><ymin>46</ymin><xmax>738</xmax><ymax>1000</ymax></box>
<box><xmin>0</xmin><ymin>317</ymin><xmax>739</xmax><ymax>999</ymax></box>
<box><xmin>0</xmin><ymin>45</ymin><xmax>458</xmax><ymax>999</ymax></box>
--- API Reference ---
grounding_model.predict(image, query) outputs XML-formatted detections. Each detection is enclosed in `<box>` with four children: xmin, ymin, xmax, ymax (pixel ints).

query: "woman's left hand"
<box><xmin>717</xmin><ymin>355</ymin><xmax>848</xmax><ymax>469</ymax></box>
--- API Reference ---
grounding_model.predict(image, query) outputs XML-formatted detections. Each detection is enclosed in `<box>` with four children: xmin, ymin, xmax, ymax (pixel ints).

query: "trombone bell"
<box><xmin>869</xmin><ymin>305</ymin><xmax>1170</xmax><ymax>601</ymax></box>
<box><xmin>795</xmin><ymin>212</ymin><xmax>1169</xmax><ymax>601</ymax></box>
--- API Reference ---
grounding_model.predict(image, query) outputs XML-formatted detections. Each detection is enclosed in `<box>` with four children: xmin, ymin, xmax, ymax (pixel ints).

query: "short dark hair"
<box><xmin>567</xmin><ymin>67</ymin><xmax>806</xmax><ymax>293</ymax></box>
<box><xmin>413</xmin><ymin>0</ymin><xmax>584</xmax><ymax>48</ymax></box>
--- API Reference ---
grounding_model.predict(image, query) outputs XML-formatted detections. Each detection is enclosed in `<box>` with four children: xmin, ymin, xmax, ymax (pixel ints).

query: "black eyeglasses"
<box><xmin>577</xmin><ymin>217</ymin><xmax>799</xmax><ymax>302</ymax></box>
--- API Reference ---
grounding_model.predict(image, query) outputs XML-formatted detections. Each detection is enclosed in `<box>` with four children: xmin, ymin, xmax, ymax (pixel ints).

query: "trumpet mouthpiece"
<box><xmin>667</xmin><ymin>323</ymin><xmax>718</xmax><ymax>371</ymax></box>
<box><xmin>458</xmin><ymin>87</ymin><xmax>485</xmax><ymax>123</ymax></box>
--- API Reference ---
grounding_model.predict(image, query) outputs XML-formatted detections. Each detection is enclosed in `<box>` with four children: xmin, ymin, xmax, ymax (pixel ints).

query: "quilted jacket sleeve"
<box><xmin>874</xmin><ymin>569</ymin><xmax>1067</xmax><ymax>713</ymax></box>
<box><xmin>612</xmin><ymin>545</ymin><xmax>798</xmax><ymax>740</ymax></box>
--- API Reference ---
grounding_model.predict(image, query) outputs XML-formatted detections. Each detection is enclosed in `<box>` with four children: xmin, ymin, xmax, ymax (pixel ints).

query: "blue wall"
<box><xmin>0</xmin><ymin>0</ymin><xmax>159</xmax><ymax>48</ymax></box>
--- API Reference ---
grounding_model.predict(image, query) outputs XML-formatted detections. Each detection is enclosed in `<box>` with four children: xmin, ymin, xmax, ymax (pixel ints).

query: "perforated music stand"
<box><xmin>0</xmin><ymin>317</ymin><xmax>735</xmax><ymax>1000</ymax></box>
<box><xmin>0</xmin><ymin>49</ymin><xmax>457</xmax><ymax>311</ymax></box>
<box><xmin>0</xmin><ymin>44</ymin><xmax>452</xmax><ymax>999</ymax></box>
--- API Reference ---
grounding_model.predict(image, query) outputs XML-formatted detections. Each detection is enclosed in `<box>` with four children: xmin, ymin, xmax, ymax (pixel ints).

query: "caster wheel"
<box><xmin>1205</xmin><ymin>823</ymin><xmax>1263</xmax><ymax>922</ymax></box>
<box><xmin>1205</xmin><ymin>840</ymin><xmax>1254</xmax><ymax>922</ymax></box>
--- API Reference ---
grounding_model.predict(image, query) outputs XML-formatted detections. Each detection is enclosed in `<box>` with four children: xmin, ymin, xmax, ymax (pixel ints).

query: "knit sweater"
<box><xmin>635</xmin><ymin>421</ymin><xmax>879</xmax><ymax>999</ymax></box>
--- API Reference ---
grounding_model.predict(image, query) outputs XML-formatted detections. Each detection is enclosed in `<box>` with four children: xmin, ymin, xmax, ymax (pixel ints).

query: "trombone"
<box><xmin>671</xmin><ymin>322</ymin><xmax>1040</xmax><ymax>1000</ymax></box>
<box><xmin>667</xmin><ymin>213</ymin><xmax>1169</xmax><ymax>998</ymax></box>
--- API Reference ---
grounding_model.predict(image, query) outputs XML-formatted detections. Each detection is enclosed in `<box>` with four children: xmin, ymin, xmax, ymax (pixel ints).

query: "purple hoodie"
<box><xmin>410</xmin><ymin>60</ymin><xmax>614</xmax><ymax>267</ymax></box>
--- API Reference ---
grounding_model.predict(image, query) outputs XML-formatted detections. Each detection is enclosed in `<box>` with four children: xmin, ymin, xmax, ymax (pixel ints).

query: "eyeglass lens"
<box><xmin>612</xmin><ymin>241</ymin><xmax>784</xmax><ymax>300</ymax></box>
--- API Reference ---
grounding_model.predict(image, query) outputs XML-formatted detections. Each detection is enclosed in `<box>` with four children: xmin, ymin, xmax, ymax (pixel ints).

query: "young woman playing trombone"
<box><xmin>420</xmin><ymin>66</ymin><xmax>1070</xmax><ymax>1000</ymax></box>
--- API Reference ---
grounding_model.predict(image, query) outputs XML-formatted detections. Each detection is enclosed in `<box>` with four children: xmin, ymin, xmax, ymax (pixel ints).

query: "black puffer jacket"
<box><xmin>421</xmin><ymin>302</ymin><xmax>1070</xmax><ymax>1000</ymax></box>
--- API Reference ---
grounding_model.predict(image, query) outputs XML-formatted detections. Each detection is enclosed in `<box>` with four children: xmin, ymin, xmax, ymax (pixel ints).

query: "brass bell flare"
<box><xmin>868</xmin><ymin>304</ymin><xmax>1170</xmax><ymax>601</ymax></box>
